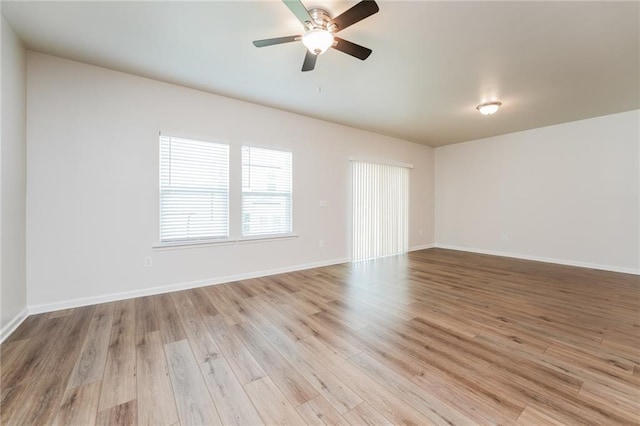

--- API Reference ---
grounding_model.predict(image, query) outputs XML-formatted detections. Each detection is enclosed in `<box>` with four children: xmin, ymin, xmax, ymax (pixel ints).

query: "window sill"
<box><xmin>153</xmin><ymin>234</ymin><xmax>298</xmax><ymax>250</ymax></box>
<box><xmin>237</xmin><ymin>233</ymin><xmax>299</xmax><ymax>244</ymax></box>
<box><xmin>153</xmin><ymin>238</ymin><xmax>236</xmax><ymax>250</ymax></box>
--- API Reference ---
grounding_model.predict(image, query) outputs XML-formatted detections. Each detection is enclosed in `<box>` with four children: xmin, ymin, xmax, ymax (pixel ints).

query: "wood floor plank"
<box><xmin>96</xmin><ymin>399</ymin><xmax>137</xmax><ymax>426</ymax></box>
<box><xmin>349</xmin><ymin>352</ymin><xmax>476</xmax><ymax>425</ymax></box>
<box><xmin>326</xmin><ymin>356</ymin><xmax>435</xmax><ymax>425</ymax></box>
<box><xmin>366</xmin><ymin>316</ymin><xmax>493</xmax><ymax>374</ymax></box>
<box><xmin>171</xmin><ymin>290</ymin><xmax>220</xmax><ymax>364</ymax></box>
<box><xmin>0</xmin><ymin>338</ymin><xmax>30</xmax><ymax>386</ymax></box>
<box><xmin>155</xmin><ymin>293</ymin><xmax>187</xmax><ymax>344</ymax></box>
<box><xmin>297</xmin><ymin>395</ymin><xmax>348</xmax><ymax>426</ymax></box>
<box><xmin>295</xmin><ymin>313</ymin><xmax>363</xmax><ymax>358</ymax></box>
<box><xmin>202</xmin><ymin>284</ymin><xmax>247</xmax><ymax>326</ymax></box>
<box><xmin>135</xmin><ymin>331</ymin><xmax>178</xmax><ymax>426</ymax></box>
<box><xmin>206</xmin><ymin>313</ymin><xmax>267</xmax><ymax>385</ymax></box>
<box><xmin>546</xmin><ymin>343</ymin><xmax>640</xmax><ymax>384</ymax></box>
<box><xmin>488</xmin><ymin>360</ymin><xmax>635</xmax><ymax>424</ymax></box>
<box><xmin>600</xmin><ymin>339</ymin><xmax>640</xmax><ymax>364</ymax></box>
<box><xmin>68</xmin><ymin>303</ymin><xmax>114</xmax><ymax>388</ymax></box>
<box><xmin>251</xmin><ymin>314</ymin><xmax>363</xmax><ymax>414</ymax></box>
<box><xmin>229</xmin><ymin>280</ymin><xmax>262</xmax><ymax>299</ymax></box>
<box><xmin>296</xmin><ymin>337</ymin><xmax>435</xmax><ymax>425</ymax></box>
<box><xmin>279</xmin><ymin>291</ymin><xmax>324</xmax><ymax>315</ymax></box>
<box><xmin>172</xmin><ymin>290</ymin><xmax>264</xmax><ymax>425</ymax></box>
<box><xmin>232</xmin><ymin>320</ymin><xmax>318</xmax><ymax>405</ymax></box>
<box><xmin>328</xmin><ymin>323</ymin><xmax>425</xmax><ymax>379</ymax></box>
<box><xmin>0</xmin><ymin>384</ymin><xmax>20</xmax><ymax>423</ymax></box>
<box><xmin>99</xmin><ymin>299</ymin><xmax>136</xmax><ymax>410</ymax></box>
<box><xmin>2</xmin><ymin>317</ymin><xmax>66</xmax><ymax>389</ymax></box>
<box><xmin>1</xmin><ymin>376</ymin><xmax>68</xmax><ymax>425</ymax></box>
<box><xmin>165</xmin><ymin>339</ymin><xmax>222</xmax><ymax>426</ymax></box>
<box><xmin>310</xmin><ymin>299</ymin><xmax>369</xmax><ymax>331</ymax></box>
<box><xmin>1</xmin><ymin>307</ymin><xmax>96</xmax><ymax>425</ymax></box>
<box><xmin>504</xmin><ymin>340</ymin><xmax>640</xmax><ymax>406</ymax></box>
<box><xmin>135</xmin><ymin>295</ymin><xmax>159</xmax><ymax>336</ymax></box>
<box><xmin>411</xmin><ymin>361</ymin><xmax>521</xmax><ymax>424</ymax></box>
<box><xmin>244</xmin><ymin>376</ymin><xmax>306</xmax><ymax>425</ymax></box>
<box><xmin>199</xmin><ymin>351</ymin><xmax>265</xmax><ymax>426</ymax></box>
<box><xmin>516</xmin><ymin>405</ymin><xmax>571</xmax><ymax>425</ymax></box>
<box><xmin>245</xmin><ymin>295</ymin><xmax>313</xmax><ymax>342</ymax></box>
<box><xmin>53</xmin><ymin>381</ymin><xmax>102</xmax><ymax>426</ymax></box>
<box><xmin>342</xmin><ymin>402</ymin><xmax>395</xmax><ymax>426</ymax></box>
<box><xmin>189</xmin><ymin>286</ymin><xmax>221</xmax><ymax>317</ymax></box>
<box><xmin>577</xmin><ymin>382</ymin><xmax>640</xmax><ymax>424</ymax></box>
<box><xmin>298</xmin><ymin>335</ymin><xmax>352</xmax><ymax>369</ymax></box>
<box><xmin>579</xmin><ymin>380</ymin><xmax>640</xmax><ymax>413</ymax></box>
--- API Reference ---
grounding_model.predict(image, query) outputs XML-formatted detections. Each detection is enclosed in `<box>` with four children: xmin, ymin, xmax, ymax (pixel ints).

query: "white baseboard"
<box><xmin>1</xmin><ymin>308</ymin><xmax>29</xmax><ymax>344</ymax></box>
<box><xmin>409</xmin><ymin>243</ymin><xmax>435</xmax><ymax>252</ymax></box>
<box><xmin>28</xmin><ymin>257</ymin><xmax>351</xmax><ymax>315</ymax></box>
<box><xmin>435</xmin><ymin>244</ymin><xmax>640</xmax><ymax>275</ymax></box>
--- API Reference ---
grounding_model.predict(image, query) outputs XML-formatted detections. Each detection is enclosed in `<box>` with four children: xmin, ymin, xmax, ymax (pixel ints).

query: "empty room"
<box><xmin>1</xmin><ymin>0</ymin><xmax>638</xmax><ymax>425</ymax></box>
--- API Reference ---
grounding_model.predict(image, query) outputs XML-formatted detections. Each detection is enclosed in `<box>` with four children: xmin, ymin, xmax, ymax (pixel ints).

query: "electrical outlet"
<box><xmin>144</xmin><ymin>256</ymin><xmax>153</xmax><ymax>267</ymax></box>
<box><xmin>319</xmin><ymin>200</ymin><xmax>328</xmax><ymax>208</ymax></box>
<box><xmin>501</xmin><ymin>233</ymin><xmax>509</xmax><ymax>241</ymax></box>
<box><xmin>318</xmin><ymin>239</ymin><xmax>324</xmax><ymax>248</ymax></box>
<box><xmin>419</xmin><ymin>230</ymin><xmax>423</xmax><ymax>236</ymax></box>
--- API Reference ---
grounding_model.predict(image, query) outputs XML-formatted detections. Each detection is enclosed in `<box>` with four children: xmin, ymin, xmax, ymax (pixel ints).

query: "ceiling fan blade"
<box><xmin>329</xmin><ymin>0</ymin><xmax>379</xmax><ymax>33</ymax></box>
<box><xmin>332</xmin><ymin>37</ymin><xmax>372</xmax><ymax>60</ymax></box>
<box><xmin>283</xmin><ymin>0</ymin><xmax>314</xmax><ymax>26</ymax></box>
<box><xmin>302</xmin><ymin>50</ymin><xmax>317</xmax><ymax>72</ymax></box>
<box><xmin>253</xmin><ymin>35</ymin><xmax>300</xmax><ymax>47</ymax></box>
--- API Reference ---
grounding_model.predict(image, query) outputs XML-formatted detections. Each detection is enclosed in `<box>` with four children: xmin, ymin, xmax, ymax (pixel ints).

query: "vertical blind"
<box><xmin>242</xmin><ymin>146</ymin><xmax>292</xmax><ymax>237</ymax></box>
<box><xmin>160</xmin><ymin>136</ymin><xmax>229</xmax><ymax>242</ymax></box>
<box><xmin>351</xmin><ymin>161</ymin><xmax>409</xmax><ymax>261</ymax></box>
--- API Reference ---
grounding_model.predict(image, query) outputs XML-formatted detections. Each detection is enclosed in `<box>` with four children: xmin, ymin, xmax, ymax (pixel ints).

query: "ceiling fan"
<box><xmin>252</xmin><ymin>0</ymin><xmax>379</xmax><ymax>72</ymax></box>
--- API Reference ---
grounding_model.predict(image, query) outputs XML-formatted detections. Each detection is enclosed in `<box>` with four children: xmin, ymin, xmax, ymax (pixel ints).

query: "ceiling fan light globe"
<box><xmin>302</xmin><ymin>29</ymin><xmax>334</xmax><ymax>55</ymax></box>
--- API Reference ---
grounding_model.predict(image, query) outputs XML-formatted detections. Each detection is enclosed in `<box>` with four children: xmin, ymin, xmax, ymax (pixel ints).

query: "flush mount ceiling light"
<box><xmin>477</xmin><ymin>101</ymin><xmax>502</xmax><ymax>115</ymax></box>
<box><xmin>302</xmin><ymin>28</ymin><xmax>334</xmax><ymax>55</ymax></box>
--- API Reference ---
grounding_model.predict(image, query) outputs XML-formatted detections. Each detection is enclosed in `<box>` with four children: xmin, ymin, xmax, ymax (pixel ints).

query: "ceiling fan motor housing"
<box><xmin>307</xmin><ymin>8</ymin><xmax>334</xmax><ymax>31</ymax></box>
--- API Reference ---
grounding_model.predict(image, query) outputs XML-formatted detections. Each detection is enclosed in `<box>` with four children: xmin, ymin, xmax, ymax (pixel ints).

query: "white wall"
<box><xmin>435</xmin><ymin>110</ymin><xmax>640</xmax><ymax>273</ymax></box>
<box><xmin>1</xmin><ymin>16</ymin><xmax>28</xmax><ymax>335</ymax></box>
<box><xmin>26</xmin><ymin>52</ymin><xmax>434</xmax><ymax>309</ymax></box>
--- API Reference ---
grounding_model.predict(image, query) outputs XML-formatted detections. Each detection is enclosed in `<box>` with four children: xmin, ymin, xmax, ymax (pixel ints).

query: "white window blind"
<box><xmin>160</xmin><ymin>135</ymin><xmax>229</xmax><ymax>243</ymax></box>
<box><xmin>242</xmin><ymin>146</ymin><xmax>292</xmax><ymax>237</ymax></box>
<box><xmin>351</xmin><ymin>161</ymin><xmax>409</xmax><ymax>261</ymax></box>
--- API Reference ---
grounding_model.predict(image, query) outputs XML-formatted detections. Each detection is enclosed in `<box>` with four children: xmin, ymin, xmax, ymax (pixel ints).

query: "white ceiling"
<box><xmin>2</xmin><ymin>1</ymin><xmax>639</xmax><ymax>146</ymax></box>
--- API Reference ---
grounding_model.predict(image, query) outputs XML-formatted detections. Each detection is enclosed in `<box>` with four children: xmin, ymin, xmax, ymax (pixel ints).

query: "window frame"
<box><xmin>240</xmin><ymin>145</ymin><xmax>294</xmax><ymax>239</ymax></box>
<box><xmin>155</xmin><ymin>137</ymin><xmax>297</xmax><ymax>250</ymax></box>
<box><xmin>158</xmin><ymin>134</ymin><xmax>231</xmax><ymax>246</ymax></box>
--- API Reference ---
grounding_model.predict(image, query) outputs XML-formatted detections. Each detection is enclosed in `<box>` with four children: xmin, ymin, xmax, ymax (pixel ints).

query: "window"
<box><xmin>351</xmin><ymin>160</ymin><xmax>409</xmax><ymax>261</ymax></box>
<box><xmin>160</xmin><ymin>136</ymin><xmax>229</xmax><ymax>243</ymax></box>
<box><xmin>242</xmin><ymin>146</ymin><xmax>292</xmax><ymax>237</ymax></box>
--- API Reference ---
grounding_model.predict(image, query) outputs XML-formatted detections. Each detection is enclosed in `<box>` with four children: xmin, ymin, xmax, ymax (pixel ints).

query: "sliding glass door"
<box><xmin>351</xmin><ymin>160</ymin><xmax>409</xmax><ymax>261</ymax></box>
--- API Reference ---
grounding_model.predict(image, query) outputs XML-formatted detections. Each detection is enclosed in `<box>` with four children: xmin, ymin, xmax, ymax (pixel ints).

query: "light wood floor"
<box><xmin>1</xmin><ymin>248</ymin><xmax>639</xmax><ymax>425</ymax></box>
